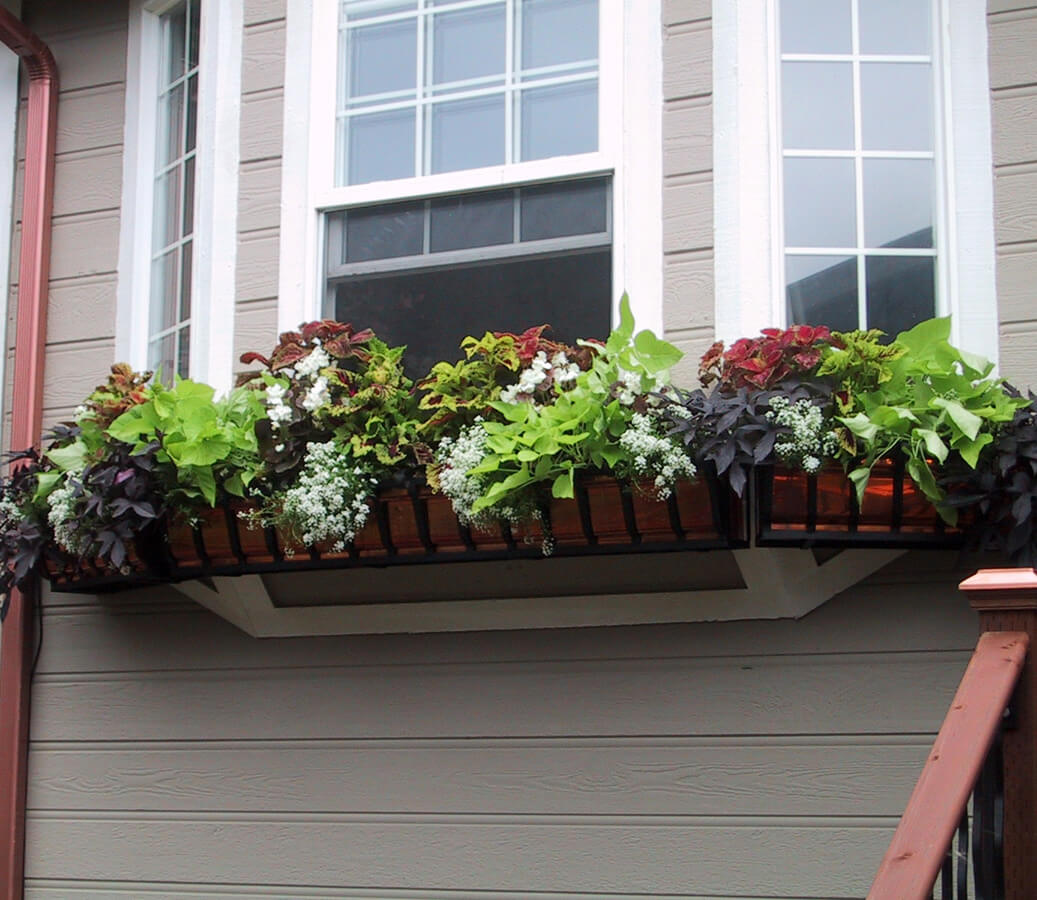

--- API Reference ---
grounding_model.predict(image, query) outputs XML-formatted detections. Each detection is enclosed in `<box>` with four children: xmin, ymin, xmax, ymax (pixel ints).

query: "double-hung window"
<box><xmin>715</xmin><ymin>0</ymin><xmax>998</xmax><ymax>360</ymax></box>
<box><xmin>280</xmin><ymin>0</ymin><xmax>662</xmax><ymax>372</ymax></box>
<box><xmin>117</xmin><ymin>0</ymin><xmax>241</xmax><ymax>390</ymax></box>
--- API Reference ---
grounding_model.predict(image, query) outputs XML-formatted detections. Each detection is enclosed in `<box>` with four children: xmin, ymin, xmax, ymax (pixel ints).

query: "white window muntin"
<box><xmin>714</xmin><ymin>0</ymin><xmax>997</xmax><ymax>362</ymax></box>
<box><xmin>117</xmin><ymin>0</ymin><xmax>242</xmax><ymax>392</ymax></box>
<box><xmin>775</xmin><ymin>0</ymin><xmax>939</xmax><ymax>331</ymax></box>
<box><xmin>279</xmin><ymin>0</ymin><xmax>662</xmax><ymax>338</ymax></box>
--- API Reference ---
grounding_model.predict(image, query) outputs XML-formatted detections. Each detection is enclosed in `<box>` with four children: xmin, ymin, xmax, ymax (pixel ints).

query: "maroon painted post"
<box><xmin>961</xmin><ymin>569</ymin><xmax>1037</xmax><ymax>900</ymax></box>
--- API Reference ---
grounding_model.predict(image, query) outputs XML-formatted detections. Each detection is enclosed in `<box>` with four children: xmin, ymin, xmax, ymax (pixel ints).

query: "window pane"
<box><xmin>177</xmin><ymin>326</ymin><xmax>191</xmax><ymax>379</ymax></box>
<box><xmin>520</xmin><ymin>178</ymin><xmax>607</xmax><ymax>241</ymax></box>
<box><xmin>861</xmin><ymin>63</ymin><xmax>933</xmax><ymax>151</ymax></box>
<box><xmin>153</xmin><ymin>166</ymin><xmax>182</xmax><ymax>250</ymax></box>
<box><xmin>149</xmin><ymin>333</ymin><xmax>177</xmax><ymax>382</ymax></box>
<box><xmin>863</xmin><ymin>158</ymin><xmax>933</xmax><ymax>249</ymax></box>
<box><xmin>343</xmin><ymin>202</ymin><xmax>425</xmax><ymax>262</ymax></box>
<box><xmin>859</xmin><ymin>0</ymin><xmax>930</xmax><ymax>55</ymax></box>
<box><xmin>333</xmin><ymin>250</ymin><xmax>611</xmax><ymax>376</ymax></box>
<box><xmin>521</xmin><ymin>0</ymin><xmax>598</xmax><ymax>70</ymax></box>
<box><xmin>187</xmin><ymin>0</ymin><xmax>200</xmax><ymax>69</ymax></box>
<box><xmin>179</xmin><ymin>242</ymin><xmax>193</xmax><ymax>321</ymax></box>
<box><xmin>163</xmin><ymin>4</ymin><xmax>187</xmax><ymax>83</ymax></box>
<box><xmin>185</xmin><ymin>73</ymin><xmax>198</xmax><ymax>152</ymax></box>
<box><xmin>780</xmin><ymin>0</ymin><xmax>851</xmax><ymax>53</ymax></box>
<box><xmin>346</xmin><ymin>20</ymin><xmax>417</xmax><ymax>100</ymax></box>
<box><xmin>866</xmin><ymin>256</ymin><xmax>935</xmax><ymax>337</ymax></box>
<box><xmin>783</xmin><ymin>157</ymin><xmax>856</xmax><ymax>247</ymax></box>
<box><xmin>156</xmin><ymin>83</ymin><xmax>184</xmax><ymax>167</ymax></box>
<box><xmin>432</xmin><ymin>6</ymin><xmax>506</xmax><ymax>86</ymax></box>
<box><xmin>182</xmin><ymin>156</ymin><xmax>195</xmax><ymax>237</ymax></box>
<box><xmin>430</xmin><ymin>95</ymin><xmax>505</xmax><ymax>173</ymax></box>
<box><xmin>430</xmin><ymin>190</ymin><xmax>513</xmax><ymax>252</ymax></box>
<box><xmin>346</xmin><ymin>109</ymin><xmax>416</xmax><ymax>184</ymax></box>
<box><xmin>781</xmin><ymin>62</ymin><xmax>853</xmax><ymax>150</ymax></box>
<box><xmin>520</xmin><ymin>81</ymin><xmax>597</xmax><ymax>161</ymax></box>
<box><xmin>150</xmin><ymin>250</ymin><xmax>180</xmax><ymax>335</ymax></box>
<box><xmin>786</xmin><ymin>255</ymin><xmax>859</xmax><ymax>331</ymax></box>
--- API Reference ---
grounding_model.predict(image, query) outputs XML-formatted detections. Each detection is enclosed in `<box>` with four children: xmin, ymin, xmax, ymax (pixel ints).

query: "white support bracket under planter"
<box><xmin>169</xmin><ymin>547</ymin><xmax>905</xmax><ymax>637</ymax></box>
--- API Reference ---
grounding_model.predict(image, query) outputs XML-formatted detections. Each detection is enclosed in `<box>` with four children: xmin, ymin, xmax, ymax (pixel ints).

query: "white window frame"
<box><xmin>116</xmin><ymin>0</ymin><xmax>242</xmax><ymax>392</ymax></box>
<box><xmin>278</xmin><ymin>0</ymin><xmax>662</xmax><ymax>337</ymax></box>
<box><xmin>714</xmin><ymin>0</ymin><xmax>999</xmax><ymax>363</ymax></box>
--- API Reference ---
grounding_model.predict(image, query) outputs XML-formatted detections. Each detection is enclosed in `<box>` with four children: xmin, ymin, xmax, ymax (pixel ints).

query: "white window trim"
<box><xmin>0</xmin><ymin>1</ymin><xmax>21</xmax><ymax>442</ymax></box>
<box><xmin>116</xmin><ymin>0</ymin><xmax>242</xmax><ymax>393</ymax></box>
<box><xmin>278</xmin><ymin>0</ymin><xmax>662</xmax><ymax>338</ymax></box>
<box><xmin>713</xmin><ymin>0</ymin><xmax>999</xmax><ymax>364</ymax></box>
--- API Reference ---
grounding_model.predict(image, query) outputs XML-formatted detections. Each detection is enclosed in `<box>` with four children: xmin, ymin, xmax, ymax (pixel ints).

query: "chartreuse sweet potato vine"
<box><xmin>0</xmin><ymin>304</ymin><xmax>1035</xmax><ymax>601</ymax></box>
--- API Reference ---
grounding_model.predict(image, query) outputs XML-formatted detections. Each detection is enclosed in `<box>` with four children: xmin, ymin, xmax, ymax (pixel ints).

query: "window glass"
<box><xmin>149</xmin><ymin>0</ymin><xmax>199</xmax><ymax>380</ymax></box>
<box><xmin>325</xmin><ymin>178</ymin><xmax>611</xmax><ymax>374</ymax></box>
<box><xmin>338</xmin><ymin>0</ymin><xmax>599</xmax><ymax>184</ymax></box>
<box><xmin>779</xmin><ymin>0</ymin><xmax>937</xmax><ymax>333</ymax></box>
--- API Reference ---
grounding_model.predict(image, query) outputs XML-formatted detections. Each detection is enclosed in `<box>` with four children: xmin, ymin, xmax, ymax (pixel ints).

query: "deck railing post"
<box><xmin>961</xmin><ymin>569</ymin><xmax>1037</xmax><ymax>900</ymax></box>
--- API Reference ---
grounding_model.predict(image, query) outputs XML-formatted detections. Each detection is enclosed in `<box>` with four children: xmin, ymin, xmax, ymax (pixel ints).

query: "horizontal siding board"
<box><xmin>993</xmin><ymin>89</ymin><xmax>1037</xmax><ymax>166</ymax></box>
<box><xmin>663</xmin><ymin>177</ymin><xmax>713</xmax><ymax>253</ymax></box>
<box><xmin>26</xmin><ymin>740</ymin><xmax>928</xmax><ymax>816</ymax></box>
<box><xmin>240</xmin><ymin>90</ymin><xmax>284</xmax><ymax>162</ymax></box>
<box><xmin>46</xmin><ymin>26</ymin><xmax>128</xmax><ymax>93</ymax></box>
<box><xmin>663</xmin><ymin>97</ymin><xmax>712</xmax><ymax>177</ymax></box>
<box><xmin>244</xmin><ymin>0</ymin><xmax>287</xmax><ymax>26</ymax></box>
<box><xmin>663</xmin><ymin>252</ymin><xmax>714</xmax><ymax>331</ymax></box>
<box><xmin>663</xmin><ymin>0</ymin><xmax>712</xmax><ymax>25</ymax></box>
<box><xmin>663</xmin><ymin>24</ymin><xmax>712</xmax><ymax>101</ymax></box>
<box><xmin>238</xmin><ymin>161</ymin><xmax>282</xmax><ymax>233</ymax></box>
<box><xmin>989</xmin><ymin>13</ymin><xmax>1037</xmax><ymax>89</ymax></box>
<box><xmin>24</xmin><ymin>816</ymin><xmax>892</xmax><ymax>896</ymax></box>
<box><xmin>998</xmin><ymin>325</ymin><xmax>1037</xmax><ymax>388</ymax></box>
<box><xmin>16</xmin><ymin>148</ymin><xmax>122</xmax><ymax>221</ymax></box>
<box><xmin>236</xmin><ymin>230</ymin><xmax>280</xmax><ymax>303</ymax></box>
<box><xmin>994</xmin><ymin>166</ymin><xmax>1037</xmax><ymax>244</ymax></box>
<box><xmin>668</xmin><ymin>332</ymin><xmax>717</xmax><ymax>387</ymax></box>
<box><xmin>27</xmin><ymin>211</ymin><xmax>120</xmax><ymax>282</ymax></box>
<box><xmin>45</xmin><ymin>276</ymin><xmax>117</xmax><ymax>346</ymax></box>
<box><xmin>242</xmin><ymin>21</ymin><xmax>287</xmax><ymax>95</ymax></box>
<box><xmin>29</xmin><ymin>653</ymin><xmax>968</xmax><ymax>741</ymax></box>
<box><xmin>33</xmin><ymin>574</ymin><xmax>977</xmax><ymax>674</ymax></box>
<box><xmin>995</xmin><ymin>244</ymin><xmax>1037</xmax><ymax>323</ymax></box>
<box><xmin>41</xmin><ymin>341</ymin><xmax>114</xmax><ymax>411</ymax></box>
<box><xmin>17</xmin><ymin>83</ymin><xmax>125</xmax><ymax>159</ymax></box>
<box><xmin>233</xmin><ymin>299</ymin><xmax>278</xmax><ymax>368</ymax></box>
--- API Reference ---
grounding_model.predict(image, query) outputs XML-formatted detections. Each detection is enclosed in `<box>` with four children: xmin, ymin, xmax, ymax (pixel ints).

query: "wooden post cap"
<box><xmin>961</xmin><ymin>569</ymin><xmax>1037</xmax><ymax>613</ymax></box>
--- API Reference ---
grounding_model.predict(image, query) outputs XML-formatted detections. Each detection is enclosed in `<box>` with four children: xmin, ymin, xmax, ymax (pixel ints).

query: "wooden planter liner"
<box><xmin>755</xmin><ymin>458</ymin><xmax>967</xmax><ymax>548</ymax></box>
<box><xmin>42</xmin><ymin>470</ymin><xmax>748</xmax><ymax>592</ymax></box>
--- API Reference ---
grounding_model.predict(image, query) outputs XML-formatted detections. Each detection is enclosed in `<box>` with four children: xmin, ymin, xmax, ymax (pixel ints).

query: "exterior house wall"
<box><xmin>990</xmin><ymin>1</ymin><xmax>1037</xmax><ymax>387</ymax></box>
<box><xmin>0</xmin><ymin>0</ymin><xmax>1024</xmax><ymax>895</ymax></box>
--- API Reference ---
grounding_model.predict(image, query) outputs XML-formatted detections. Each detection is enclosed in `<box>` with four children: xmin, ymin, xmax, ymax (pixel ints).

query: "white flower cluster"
<box><xmin>613</xmin><ymin>367</ymin><xmax>643</xmax><ymax>406</ymax></box>
<box><xmin>278</xmin><ymin>441</ymin><xmax>376</xmax><ymax>551</ymax></box>
<box><xmin>618</xmin><ymin>413</ymin><xmax>697</xmax><ymax>499</ymax></box>
<box><xmin>766</xmin><ymin>396</ymin><xmax>840</xmax><ymax>474</ymax></box>
<box><xmin>295</xmin><ymin>344</ymin><xmax>330</xmax><ymax>379</ymax></box>
<box><xmin>435</xmin><ymin>423</ymin><xmax>490</xmax><ymax>525</ymax></box>
<box><xmin>499</xmin><ymin>351</ymin><xmax>581</xmax><ymax>404</ymax></box>
<box><xmin>264</xmin><ymin>381</ymin><xmax>293</xmax><ymax>425</ymax></box>
<box><xmin>301</xmin><ymin>375</ymin><xmax>330</xmax><ymax>412</ymax></box>
<box><xmin>47</xmin><ymin>477</ymin><xmax>89</xmax><ymax>556</ymax></box>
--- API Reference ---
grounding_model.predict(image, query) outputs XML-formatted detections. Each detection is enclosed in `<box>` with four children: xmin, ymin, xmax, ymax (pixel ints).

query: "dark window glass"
<box><xmin>429</xmin><ymin>190</ymin><xmax>513</xmax><ymax>251</ymax></box>
<box><xmin>520</xmin><ymin>179</ymin><xmax>607</xmax><ymax>242</ymax></box>
<box><xmin>333</xmin><ymin>249</ymin><xmax>611</xmax><ymax>376</ymax></box>
<box><xmin>344</xmin><ymin>201</ymin><xmax>424</xmax><ymax>263</ymax></box>
<box><xmin>865</xmin><ymin>256</ymin><xmax>935</xmax><ymax>338</ymax></box>
<box><xmin>786</xmin><ymin>255</ymin><xmax>859</xmax><ymax>331</ymax></box>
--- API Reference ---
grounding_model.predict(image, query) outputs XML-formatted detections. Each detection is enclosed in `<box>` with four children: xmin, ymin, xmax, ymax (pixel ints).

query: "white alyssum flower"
<box><xmin>435</xmin><ymin>423</ymin><xmax>491</xmax><ymax>525</ymax></box>
<box><xmin>295</xmin><ymin>346</ymin><xmax>331</xmax><ymax>380</ymax></box>
<box><xmin>301</xmin><ymin>375</ymin><xmax>330</xmax><ymax>412</ymax></box>
<box><xmin>766</xmin><ymin>396</ymin><xmax>840</xmax><ymax>473</ymax></box>
<box><xmin>264</xmin><ymin>381</ymin><xmax>293</xmax><ymax>426</ymax></box>
<box><xmin>614</xmin><ymin>367</ymin><xmax>642</xmax><ymax>406</ymax></box>
<box><xmin>47</xmin><ymin>475</ymin><xmax>90</xmax><ymax>556</ymax></box>
<box><xmin>618</xmin><ymin>413</ymin><xmax>697</xmax><ymax>499</ymax></box>
<box><xmin>278</xmin><ymin>441</ymin><xmax>376</xmax><ymax>551</ymax></box>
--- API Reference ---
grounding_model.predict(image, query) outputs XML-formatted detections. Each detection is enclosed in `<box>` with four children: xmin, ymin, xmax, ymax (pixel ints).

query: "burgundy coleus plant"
<box><xmin>700</xmin><ymin>325</ymin><xmax>832</xmax><ymax>392</ymax></box>
<box><xmin>239</xmin><ymin>320</ymin><xmax>375</xmax><ymax>379</ymax></box>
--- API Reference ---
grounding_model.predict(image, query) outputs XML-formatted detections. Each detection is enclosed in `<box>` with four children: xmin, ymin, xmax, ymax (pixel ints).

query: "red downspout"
<box><xmin>0</xmin><ymin>8</ymin><xmax>57</xmax><ymax>899</ymax></box>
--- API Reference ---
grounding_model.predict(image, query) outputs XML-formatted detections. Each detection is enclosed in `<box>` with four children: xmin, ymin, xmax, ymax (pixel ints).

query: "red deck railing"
<box><xmin>868</xmin><ymin>630</ymin><xmax>1028</xmax><ymax>899</ymax></box>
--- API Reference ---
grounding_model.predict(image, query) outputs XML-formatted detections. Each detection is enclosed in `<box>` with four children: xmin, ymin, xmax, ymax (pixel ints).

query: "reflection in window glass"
<box><xmin>338</xmin><ymin>0</ymin><xmax>599</xmax><ymax>184</ymax></box>
<box><xmin>778</xmin><ymin>0</ymin><xmax>937</xmax><ymax>333</ymax></box>
<box><xmin>149</xmin><ymin>0</ymin><xmax>200</xmax><ymax>381</ymax></box>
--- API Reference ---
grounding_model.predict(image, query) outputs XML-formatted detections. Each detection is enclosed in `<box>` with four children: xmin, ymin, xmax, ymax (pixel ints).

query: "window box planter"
<box><xmin>41</xmin><ymin>471</ymin><xmax>749</xmax><ymax>593</ymax></box>
<box><xmin>755</xmin><ymin>457</ymin><xmax>967</xmax><ymax>548</ymax></box>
